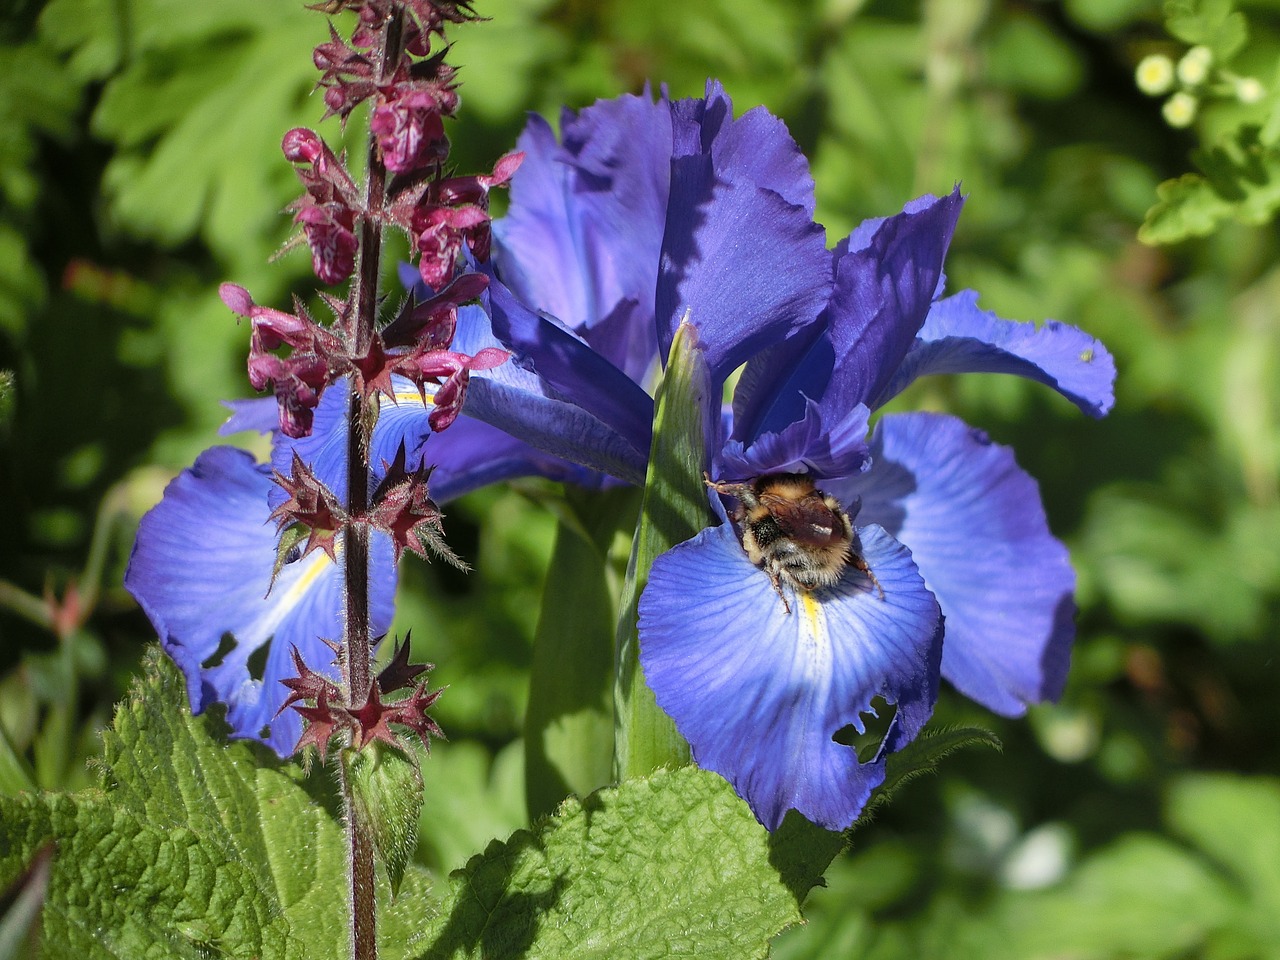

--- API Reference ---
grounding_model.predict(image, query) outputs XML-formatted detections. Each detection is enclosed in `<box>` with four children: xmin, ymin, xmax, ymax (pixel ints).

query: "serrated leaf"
<box><xmin>350</xmin><ymin>744</ymin><xmax>424</xmax><ymax>897</ymax></box>
<box><xmin>1140</xmin><ymin>127</ymin><xmax>1280</xmax><ymax>244</ymax></box>
<box><xmin>854</xmin><ymin>726</ymin><xmax>1003</xmax><ymax>830</ymax></box>
<box><xmin>0</xmin><ymin>648</ymin><xmax>436</xmax><ymax>959</ymax></box>
<box><xmin>419</xmin><ymin>766</ymin><xmax>833</xmax><ymax>960</ymax></box>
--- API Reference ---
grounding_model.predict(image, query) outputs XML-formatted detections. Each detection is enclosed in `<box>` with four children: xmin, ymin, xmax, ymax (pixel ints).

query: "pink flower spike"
<box><xmin>468</xmin><ymin>347</ymin><xmax>511</xmax><ymax>371</ymax></box>
<box><xmin>489</xmin><ymin>150</ymin><xmax>524</xmax><ymax>186</ymax></box>
<box><xmin>282</xmin><ymin>128</ymin><xmax>323</xmax><ymax>165</ymax></box>
<box><xmin>220</xmin><ymin>283</ymin><xmax>255</xmax><ymax>317</ymax></box>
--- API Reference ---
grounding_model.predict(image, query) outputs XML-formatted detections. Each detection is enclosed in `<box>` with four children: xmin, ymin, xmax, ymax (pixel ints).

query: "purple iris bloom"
<box><xmin>471</xmin><ymin>82</ymin><xmax>1115</xmax><ymax>830</ymax></box>
<box><xmin>124</xmin><ymin>295</ymin><xmax>601</xmax><ymax>754</ymax></box>
<box><xmin>125</xmin><ymin>443</ymin><xmax>397</xmax><ymax>754</ymax></box>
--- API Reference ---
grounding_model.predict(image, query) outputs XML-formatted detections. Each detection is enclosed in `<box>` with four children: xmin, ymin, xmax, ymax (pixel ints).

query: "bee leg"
<box><xmin>704</xmin><ymin>475</ymin><xmax>750</xmax><ymax>499</ymax></box>
<box><xmin>851</xmin><ymin>553</ymin><xmax>886</xmax><ymax>601</ymax></box>
<box><xmin>768</xmin><ymin>571</ymin><xmax>793</xmax><ymax>614</ymax></box>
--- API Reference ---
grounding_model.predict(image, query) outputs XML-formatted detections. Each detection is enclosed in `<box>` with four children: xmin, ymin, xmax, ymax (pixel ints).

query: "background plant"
<box><xmin>2</xmin><ymin>0</ymin><xmax>1279</xmax><ymax>957</ymax></box>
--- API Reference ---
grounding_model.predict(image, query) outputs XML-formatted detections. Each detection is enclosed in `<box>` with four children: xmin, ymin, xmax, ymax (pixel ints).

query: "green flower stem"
<box><xmin>614</xmin><ymin>322</ymin><xmax>714</xmax><ymax>780</ymax></box>
<box><xmin>0</xmin><ymin>581</ymin><xmax>50</xmax><ymax>631</ymax></box>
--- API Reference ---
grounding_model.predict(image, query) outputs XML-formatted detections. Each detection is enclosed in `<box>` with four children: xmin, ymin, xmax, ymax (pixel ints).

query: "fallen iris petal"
<box><xmin>124</xmin><ymin>446</ymin><xmax>396</xmax><ymax>754</ymax></box>
<box><xmin>639</xmin><ymin>522</ymin><xmax>941</xmax><ymax>831</ymax></box>
<box><xmin>877</xmin><ymin>289</ymin><xmax>1117</xmax><ymax>417</ymax></box>
<box><xmin>833</xmin><ymin>412</ymin><xmax>1076</xmax><ymax>716</ymax></box>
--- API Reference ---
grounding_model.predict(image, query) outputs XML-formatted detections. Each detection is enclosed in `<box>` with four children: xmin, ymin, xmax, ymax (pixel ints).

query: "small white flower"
<box><xmin>1136</xmin><ymin>54</ymin><xmax>1175</xmax><ymax>95</ymax></box>
<box><xmin>1163</xmin><ymin>91</ymin><xmax>1199</xmax><ymax>128</ymax></box>
<box><xmin>1237</xmin><ymin>76</ymin><xmax>1265</xmax><ymax>104</ymax></box>
<box><xmin>1177</xmin><ymin>45</ymin><xmax>1213</xmax><ymax>86</ymax></box>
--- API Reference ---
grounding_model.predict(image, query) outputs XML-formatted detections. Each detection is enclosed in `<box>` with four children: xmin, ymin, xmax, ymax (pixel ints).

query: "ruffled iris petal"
<box><xmin>731</xmin><ymin>190</ymin><xmax>963</xmax><ymax>442</ymax></box>
<box><xmin>717</xmin><ymin>397</ymin><xmax>871</xmax><ymax>480</ymax></box>
<box><xmin>822</xmin><ymin>189</ymin><xmax>964</xmax><ymax>414</ymax></box>
<box><xmin>657</xmin><ymin>87</ymin><xmax>830</xmax><ymax>385</ymax></box>
<box><xmin>669</xmin><ymin>80</ymin><xmax>817</xmax><ymax>215</ymax></box>
<box><xmin>639</xmin><ymin>523</ymin><xmax>941</xmax><ymax>831</ymax></box>
<box><xmin>493</xmin><ymin>93</ymin><xmax>671</xmax><ymax>345</ymax></box>
<box><xmin>832</xmin><ymin>412</ymin><xmax>1076</xmax><ymax>716</ymax></box>
<box><xmin>124</xmin><ymin>446</ymin><xmax>396</xmax><ymax>754</ymax></box>
<box><xmin>876</xmin><ymin>289</ymin><xmax>1117</xmax><ymax>417</ymax></box>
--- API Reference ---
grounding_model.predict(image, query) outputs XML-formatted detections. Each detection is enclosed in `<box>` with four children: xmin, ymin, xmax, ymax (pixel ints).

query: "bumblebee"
<box><xmin>706</xmin><ymin>472</ymin><xmax>883</xmax><ymax>613</ymax></box>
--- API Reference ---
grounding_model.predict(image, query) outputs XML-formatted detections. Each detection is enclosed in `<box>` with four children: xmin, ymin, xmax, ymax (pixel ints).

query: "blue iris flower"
<box><xmin>469</xmin><ymin>81</ymin><xmax>1115</xmax><ymax>830</ymax></box>
<box><xmin>126</xmin><ymin>78</ymin><xmax>1116</xmax><ymax>801</ymax></box>
<box><xmin>124</xmin><ymin>299</ymin><xmax>599</xmax><ymax>754</ymax></box>
<box><xmin>125</xmin><ymin>444</ymin><xmax>397</xmax><ymax>754</ymax></box>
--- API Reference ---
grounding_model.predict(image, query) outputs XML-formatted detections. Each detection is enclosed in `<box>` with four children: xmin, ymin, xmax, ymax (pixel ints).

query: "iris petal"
<box><xmin>124</xmin><ymin>446</ymin><xmax>396</xmax><ymax>754</ymax></box>
<box><xmin>493</xmin><ymin>93</ymin><xmax>671</xmax><ymax>340</ymax></box>
<box><xmin>657</xmin><ymin>168</ymin><xmax>829</xmax><ymax>387</ymax></box>
<box><xmin>669</xmin><ymin>80</ymin><xmax>817</xmax><ymax>215</ymax></box>
<box><xmin>823</xmin><ymin>189</ymin><xmax>964</xmax><ymax>413</ymax></box>
<box><xmin>639</xmin><ymin>523</ymin><xmax>941</xmax><ymax>831</ymax></box>
<box><xmin>718</xmin><ymin>397</ymin><xmax>871</xmax><ymax>480</ymax></box>
<box><xmin>732</xmin><ymin>190</ymin><xmax>963</xmax><ymax>441</ymax></box>
<box><xmin>833</xmin><ymin>412</ymin><xmax>1076</xmax><ymax>716</ymax></box>
<box><xmin>483</xmin><ymin>274</ymin><xmax>655</xmax><ymax>454</ymax></box>
<box><xmin>219</xmin><ymin>397</ymin><xmax>278</xmax><ymax>436</ymax></box>
<box><xmin>876</xmin><ymin>289</ymin><xmax>1117</xmax><ymax>417</ymax></box>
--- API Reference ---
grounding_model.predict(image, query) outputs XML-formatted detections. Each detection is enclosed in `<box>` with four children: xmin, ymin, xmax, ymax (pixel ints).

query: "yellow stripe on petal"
<box><xmin>797</xmin><ymin>592</ymin><xmax>834</xmax><ymax>680</ymax></box>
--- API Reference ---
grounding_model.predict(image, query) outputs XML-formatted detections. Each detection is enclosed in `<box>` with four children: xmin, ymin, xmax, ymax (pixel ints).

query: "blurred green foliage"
<box><xmin>2</xmin><ymin>0</ymin><xmax>1279</xmax><ymax>955</ymax></box>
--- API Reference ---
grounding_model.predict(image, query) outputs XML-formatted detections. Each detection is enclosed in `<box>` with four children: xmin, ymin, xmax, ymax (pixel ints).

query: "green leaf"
<box><xmin>614</xmin><ymin>321</ymin><xmax>714</xmax><ymax>779</ymax></box>
<box><xmin>56</xmin><ymin>0</ymin><xmax>332</xmax><ymax>276</ymax></box>
<box><xmin>524</xmin><ymin>489</ymin><xmax>634</xmax><ymax>821</ymax></box>
<box><xmin>415</xmin><ymin>741</ymin><xmax>527</xmax><ymax>875</ymax></box>
<box><xmin>0</xmin><ymin>720</ymin><xmax>35</xmax><ymax>797</ymax></box>
<box><xmin>350</xmin><ymin>744</ymin><xmax>425</xmax><ymax>898</ymax></box>
<box><xmin>1165</xmin><ymin>0</ymin><xmax>1247</xmax><ymax>60</ymax></box>
<box><xmin>1166</xmin><ymin>775</ymin><xmax>1280</xmax><ymax>947</ymax></box>
<box><xmin>419</xmin><ymin>766</ymin><xmax>834</xmax><ymax>960</ymax></box>
<box><xmin>854</xmin><ymin>726</ymin><xmax>1003</xmax><ymax>830</ymax></box>
<box><xmin>1140</xmin><ymin>126</ymin><xmax>1280</xmax><ymax>244</ymax></box>
<box><xmin>0</xmin><ymin>648</ymin><xmax>436</xmax><ymax>959</ymax></box>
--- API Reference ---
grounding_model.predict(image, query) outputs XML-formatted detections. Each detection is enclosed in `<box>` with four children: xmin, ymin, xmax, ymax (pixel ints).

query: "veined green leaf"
<box><xmin>0</xmin><ymin>649</ymin><xmax>436</xmax><ymax>960</ymax></box>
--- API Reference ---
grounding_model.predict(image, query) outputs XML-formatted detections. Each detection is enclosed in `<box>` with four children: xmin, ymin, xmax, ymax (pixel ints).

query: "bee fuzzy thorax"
<box><xmin>705</xmin><ymin>472</ymin><xmax>883</xmax><ymax>612</ymax></box>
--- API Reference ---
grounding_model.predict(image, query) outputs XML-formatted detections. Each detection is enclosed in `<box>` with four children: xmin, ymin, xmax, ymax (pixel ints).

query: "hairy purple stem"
<box><xmin>344</xmin><ymin>8</ymin><xmax>406</xmax><ymax>960</ymax></box>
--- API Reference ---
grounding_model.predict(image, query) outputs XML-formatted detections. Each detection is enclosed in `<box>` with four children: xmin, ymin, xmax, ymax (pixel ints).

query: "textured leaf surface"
<box><xmin>351</xmin><ymin>745</ymin><xmax>424</xmax><ymax>898</ymax></box>
<box><xmin>0</xmin><ymin>649</ymin><xmax>434</xmax><ymax>960</ymax></box>
<box><xmin>1141</xmin><ymin>127</ymin><xmax>1280</xmax><ymax>245</ymax></box>
<box><xmin>418</xmin><ymin>766</ymin><xmax>830</xmax><ymax>960</ymax></box>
